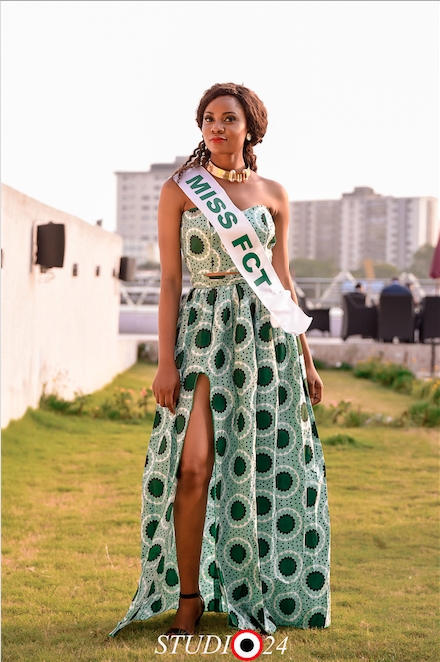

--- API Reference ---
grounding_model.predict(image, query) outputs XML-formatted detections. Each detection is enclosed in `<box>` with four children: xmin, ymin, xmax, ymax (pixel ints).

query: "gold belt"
<box><xmin>206</xmin><ymin>271</ymin><xmax>240</xmax><ymax>279</ymax></box>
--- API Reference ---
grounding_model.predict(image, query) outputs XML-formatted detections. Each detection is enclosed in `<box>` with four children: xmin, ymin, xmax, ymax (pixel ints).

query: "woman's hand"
<box><xmin>305</xmin><ymin>363</ymin><xmax>324</xmax><ymax>405</ymax></box>
<box><xmin>152</xmin><ymin>364</ymin><xmax>181</xmax><ymax>415</ymax></box>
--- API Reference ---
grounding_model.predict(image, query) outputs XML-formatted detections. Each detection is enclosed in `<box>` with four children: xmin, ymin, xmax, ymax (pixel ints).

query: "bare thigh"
<box><xmin>176</xmin><ymin>373</ymin><xmax>214</xmax><ymax>481</ymax></box>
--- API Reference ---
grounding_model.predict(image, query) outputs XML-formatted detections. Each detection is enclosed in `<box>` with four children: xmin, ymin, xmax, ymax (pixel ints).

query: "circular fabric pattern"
<box><xmin>275</xmin><ymin>342</ymin><xmax>287</xmax><ymax>364</ymax></box>
<box><xmin>146</xmin><ymin>538</ymin><xmax>163</xmax><ymax>563</ymax></box>
<box><xmin>208</xmin><ymin>344</ymin><xmax>232</xmax><ymax>378</ymax></box>
<box><xmin>277</xmin><ymin>427</ymin><xmax>290</xmax><ymax>449</ymax></box>
<box><xmin>214</xmin><ymin>349</ymin><xmax>225</xmax><ymax>369</ymax></box>
<box><xmin>230</xmin><ymin>578</ymin><xmax>252</xmax><ymax>604</ymax></box>
<box><xmin>206</xmin><ymin>288</ymin><xmax>217</xmax><ymax>306</ymax></box>
<box><xmin>274</xmin><ymin>464</ymin><xmax>300</xmax><ymax>499</ymax></box>
<box><xmin>141</xmin><ymin>516</ymin><xmax>160</xmax><ymax>546</ymax></box>
<box><xmin>273</xmin><ymin>591</ymin><xmax>302</xmax><ymax>622</ymax></box>
<box><xmin>175</xmin><ymin>350</ymin><xmax>184</xmax><ymax>369</ymax></box>
<box><xmin>208</xmin><ymin>386</ymin><xmax>233</xmax><ymax>421</ymax></box>
<box><xmin>225</xmin><ymin>494</ymin><xmax>253</xmax><ymax>529</ymax></box>
<box><xmin>224</xmin><ymin>537</ymin><xmax>253</xmax><ymax>571</ymax></box>
<box><xmin>165</xmin><ymin>568</ymin><xmax>179</xmax><ymax>587</ymax></box>
<box><xmin>234</xmin><ymin>406</ymin><xmax>253</xmax><ymax>441</ymax></box>
<box><xmin>216</xmin><ymin>433</ymin><xmax>227</xmax><ymax>457</ymax></box>
<box><xmin>255</xmin><ymin>488</ymin><xmax>274</xmax><ymax>523</ymax></box>
<box><xmin>233</xmin><ymin>318</ymin><xmax>253</xmax><ymax>352</ymax></box>
<box><xmin>188</xmin><ymin>307</ymin><xmax>198</xmax><ymax>326</ymax></box>
<box><xmin>228</xmin><ymin>449</ymin><xmax>252</xmax><ymax>485</ymax></box>
<box><xmin>152</xmin><ymin>410</ymin><xmax>162</xmax><ymax>429</ymax></box>
<box><xmin>189</xmin><ymin>234</ymin><xmax>205</xmax><ymax>254</ymax></box>
<box><xmin>231</xmin><ymin>360</ymin><xmax>254</xmax><ymax>395</ymax></box>
<box><xmin>258</xmin><ymin>365</ymin><xmax>275</xmax><ymax>387</ymax></box>
<box><xmin>274</xmin><ymin>507</ymin><xmax>302</xmax><ymax>545</ymax></box>
<box><xmin>157</xmin><ymin>435</ymin><xmax>167</xmax><ymax>456</ymax></box>
<box><xmin>302</xmin><ymin>607</ymin><xmax>328</xmax><ymax>629</ymax></box>
<box><xmin>195</xmin><ymin>328</ymin><xmax>212</xmax><ymax>349</ymax></box>
<box><xmin>174</xmin><ymin>415</ymin><xmax>186</xmax><ymax>435</ymax></box>
<box><xmin>151</xmin><ymin>598</ymin><xmax>162</xmax><ymax>613</ymax></box>
<box><xmin>275</xmin><ymin>550</ymin><xmax>303</xmax><ymax>583</ymax></box>
<box><xmin>256</xmin><ymin>452</ymin><xmax>273</xmax><ymax>474</ymax></box>
<box><xmin>304</xmin><ymin>483</ymin><xmax>320</xmax><ymax>509</ymax></box>
<box><xmin>161</xmin><ymin>564</ymin><xmax>180</xmax><ymax>597</ymax></box>
<box><xmin>303</xmin><ymin>565</ymin><xmax>329</xmax><ymax>599</ymax></box>
<box><xmin>258</xmin><ymin>321</ymin><xmax>273</xmax><ymax>343</ymax></box>
<box><xmin>303</xmin><ymin>524</ymin><xmax>326</xmax><ymax>555</ymax></box>
<box><xmin>154</xmin><ymin>437</ymin><xmax>171</xmax><ymax>466</ymax></box>
<box><xmin>142</xmin><ymin>471</ymin><xmax>167</xmax><ymax>507</ymax></box>
<box><xmin>278</xmin><ymin>380</ymin><xmax>294</xmax><ymax>411</ymax></box>
<box><xmin>183</xmin><ymin>372</ymin><xmax>198</xmax><ymax>391</ymax></box>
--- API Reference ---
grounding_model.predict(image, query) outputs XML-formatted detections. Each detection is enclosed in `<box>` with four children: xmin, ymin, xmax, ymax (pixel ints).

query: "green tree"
<box><xmin>351</xmin><ymin>262</ymin><xmax>399</xmax><ymax>279</ymax></box>
<box><xmin>289</xmin><ymin>258</ymin><xmax>339</xmax><ymax>278</ymax></box>
<box><xmin>137</xmin><ymin>261</ymin><xmax>161</xmax><ymax>270</ymax></box>
<box><xmin>407</xmin><ymin>243</ymin><xmax>435</xmax><ymax>278</ymax></box>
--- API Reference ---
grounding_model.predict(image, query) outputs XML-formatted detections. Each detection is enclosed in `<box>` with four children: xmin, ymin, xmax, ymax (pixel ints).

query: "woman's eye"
<box><xmin>204</xmin><ymin>116</ymin><xmax>213</xmax><ymax>122</ymax></box>
<box><xmin>225</xmin><ymin>116</ymin><xmax>235</xmax><ymax>122</ymax></box>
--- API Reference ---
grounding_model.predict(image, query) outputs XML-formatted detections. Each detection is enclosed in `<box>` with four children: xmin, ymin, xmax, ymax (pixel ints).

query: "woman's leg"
<box><xmin>168</xmin><ymin>373</ymin><xmax>214</xmax><ymax>632</ymax></box>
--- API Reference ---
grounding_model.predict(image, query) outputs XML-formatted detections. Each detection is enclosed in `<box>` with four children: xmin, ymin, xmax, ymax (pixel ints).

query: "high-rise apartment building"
<box><xmin>115</xmin><ymin>156</ymin><xmax>187</xmax><ymax>264</ymax></box>
<box><xmin>289</xmin><ymin>187</ymin><xmax>439</xmax><ymax>271</ymax></box>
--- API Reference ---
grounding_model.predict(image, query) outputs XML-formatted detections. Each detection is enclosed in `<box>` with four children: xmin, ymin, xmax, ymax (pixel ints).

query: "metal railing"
<box><xmin>120</xmin><ymin>276</ymin><xmax>438</xmax><ymax>307</ymax></box>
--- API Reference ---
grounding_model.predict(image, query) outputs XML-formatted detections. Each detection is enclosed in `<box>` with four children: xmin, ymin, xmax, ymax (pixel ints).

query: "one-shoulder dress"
<box><xmin>109</xmin><ymin>205</ymin><xmax>331</xmax><ymax>637</ymax></box>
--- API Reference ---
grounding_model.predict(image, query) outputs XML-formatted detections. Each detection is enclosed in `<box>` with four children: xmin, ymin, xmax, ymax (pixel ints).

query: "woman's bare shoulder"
<box><xmin>258</xmin><ymin>174</ymin><xmax>288</xmax><ymax>198</ymax></box>
<box><xmin>161</xmin><ymin>175</ymin><xmax>185</xmax><ymax>200</ymax></box>
<box><xmin>161</xmin><ymin>174</ymin><xmax>198</xmax><ymax>214</ymax></box>
<box><xmin>254</xmin><ymin>173</ymin><xmax>289</xmax><ymax>216</ymax></box>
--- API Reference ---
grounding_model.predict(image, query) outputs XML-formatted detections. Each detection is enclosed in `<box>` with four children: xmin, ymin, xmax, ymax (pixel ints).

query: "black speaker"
<box><xmin>119</xmin><ymin>256</ymin><xmax>136</xmax><ymax>281</ymax></box>
<box><xmin>36</xmin><ymin>222</ymin><xmax>65</xmax><ymax>268</ymax></box>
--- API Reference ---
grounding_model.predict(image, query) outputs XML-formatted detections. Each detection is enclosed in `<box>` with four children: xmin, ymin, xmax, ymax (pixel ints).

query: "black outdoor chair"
<box><xmin>377</xmin><ymin>293</ymin><xmax>416</xmax><ymax>343</ymax></box>
<box><xmin>297</xmin><ymin>293</ymin><xmax>331</xmax><ymax>334</ymax></box>
<box><xmin>420</xmin><ymin>296</ymin><xmax>440</xmax><ymax>342</ymax></box>
<box><xmin>341</xmin><ymin>293</ymin><xmax>378</xmax><ymax>341</ymax></box>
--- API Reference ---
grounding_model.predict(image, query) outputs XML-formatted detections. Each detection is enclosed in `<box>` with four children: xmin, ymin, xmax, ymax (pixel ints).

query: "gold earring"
<box><xmin>246</xmin><ymin>133</ymin><xmax>252</xmax><ymax>141</ymax></box>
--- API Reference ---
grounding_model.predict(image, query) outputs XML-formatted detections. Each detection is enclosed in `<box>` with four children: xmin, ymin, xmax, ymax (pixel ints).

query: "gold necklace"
<box><xmin>206</xmin><ymin>160</ymin><xmax>251</xmax><ymax>183</ymax></box>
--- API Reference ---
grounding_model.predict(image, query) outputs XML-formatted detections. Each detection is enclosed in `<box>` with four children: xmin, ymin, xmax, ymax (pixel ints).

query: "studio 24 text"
<box><xmin>154</xmin><ymin>633</ymin><xmax>289</xmax><ymax>656</ymax></box>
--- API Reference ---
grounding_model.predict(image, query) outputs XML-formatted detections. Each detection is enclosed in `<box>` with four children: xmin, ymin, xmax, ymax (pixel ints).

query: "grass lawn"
<box><xmin>2</xmin><ymin>365</ymin><xmax>439</xmax><ymax>662</ymax></box>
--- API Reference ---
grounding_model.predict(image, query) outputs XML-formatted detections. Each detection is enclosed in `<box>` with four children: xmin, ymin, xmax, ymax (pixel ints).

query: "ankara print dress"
<box><xmin>109</xmin><ymin>205</ymin><xmax>331</xmax><ymax>637</ymax></box>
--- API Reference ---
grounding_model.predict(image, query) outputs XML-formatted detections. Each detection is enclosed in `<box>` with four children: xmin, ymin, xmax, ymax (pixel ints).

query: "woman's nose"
<box><xmin>211</xmin><ymin>121</ymin><xmax>224</xmax><ymax>133</ymax></box>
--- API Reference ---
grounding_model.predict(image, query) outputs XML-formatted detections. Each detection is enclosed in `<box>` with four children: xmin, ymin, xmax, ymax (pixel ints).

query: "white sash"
<box><xmin>174</xmin><ymin>166</ymin><xmax>312</xmax><ymax>336</ymax></box>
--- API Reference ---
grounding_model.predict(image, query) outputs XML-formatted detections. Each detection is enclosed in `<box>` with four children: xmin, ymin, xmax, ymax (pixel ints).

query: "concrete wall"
<box><xmin>126</xmin><ymin>334</ymin><xmax>439</xmax><ymax>379</ymax></box>
<box><xmin>1</xmin><ymin>184</ymin><xmax>138</xmax><ymax>428</ymax></box>
<box><xmin>307</xmin><ymin>337</ymin><xmax>439</xmax><ymax>378</ymax></box>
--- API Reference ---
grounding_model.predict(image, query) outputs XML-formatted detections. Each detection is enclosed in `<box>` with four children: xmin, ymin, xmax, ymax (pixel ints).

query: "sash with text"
<box><xmin>174</xmin><ymin>166</ymin><xmax>312</xmax><ymax>336</ymax></box>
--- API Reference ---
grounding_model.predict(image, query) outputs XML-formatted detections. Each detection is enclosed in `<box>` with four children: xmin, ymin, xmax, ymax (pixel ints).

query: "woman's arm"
<box><xmin>269</xmin><ymin>183</ymin><xmax>324</xmax><ymax>405</ymax></box>
<box><xmin>152</xmin><ymin>178</ymin><xmax>186</xmax><ymax>414</ymax></box>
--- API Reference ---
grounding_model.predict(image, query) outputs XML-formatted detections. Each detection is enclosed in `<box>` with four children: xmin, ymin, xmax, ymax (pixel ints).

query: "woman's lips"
<box><xmin>211</xmin><ymin>137</ymin><xmax>226</xmax><ymax>143</ymax></box>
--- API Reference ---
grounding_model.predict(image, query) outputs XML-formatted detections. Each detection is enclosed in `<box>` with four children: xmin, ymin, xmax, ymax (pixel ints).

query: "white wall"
<box><xmin>1</xmin><ymin>184</ymin><xmax>138</xmax><ymax>428</ymax></box>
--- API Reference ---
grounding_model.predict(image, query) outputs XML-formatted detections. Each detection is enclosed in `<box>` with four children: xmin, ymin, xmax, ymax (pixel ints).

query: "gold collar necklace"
<box><xmin>206</xmin><ymin>160</ymin><xmax>251</xmax><ymax>183</ymax></box>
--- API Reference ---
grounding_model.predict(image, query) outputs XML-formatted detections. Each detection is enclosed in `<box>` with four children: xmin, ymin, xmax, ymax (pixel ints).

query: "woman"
<box><xmin>110</xmin><ymin>83</ymin><xmax>331</xmax><ymax>638</ymax></box>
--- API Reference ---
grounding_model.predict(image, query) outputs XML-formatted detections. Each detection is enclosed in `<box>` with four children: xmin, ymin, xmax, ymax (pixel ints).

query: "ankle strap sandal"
<box><xmin>164</xmin><ymin>591</ymin><xmax>205</xmax><ymax>636</ymax></box>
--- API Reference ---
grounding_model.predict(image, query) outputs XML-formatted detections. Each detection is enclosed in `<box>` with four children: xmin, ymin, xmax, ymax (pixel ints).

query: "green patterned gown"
<box><xmin>109</xmin><ymin>205</ymin><xmax>331</xmax><ymax>637</ymax></box>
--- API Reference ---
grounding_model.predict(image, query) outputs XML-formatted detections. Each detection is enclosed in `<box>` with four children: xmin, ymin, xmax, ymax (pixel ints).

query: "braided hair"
<box><xmin>174</xmin><ymin>83</ymin><xmax>268</xmax><ymax>180</ymax></box>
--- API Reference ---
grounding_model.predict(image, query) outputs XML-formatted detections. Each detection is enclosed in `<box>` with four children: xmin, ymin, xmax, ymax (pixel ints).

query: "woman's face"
<box><xmin>201</xmin><ymin>95</ymin><xmax>248</xmax><ymax>160</ymax></box>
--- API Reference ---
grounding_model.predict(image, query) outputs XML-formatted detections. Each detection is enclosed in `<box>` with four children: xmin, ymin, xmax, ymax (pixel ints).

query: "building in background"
<box><xmin>289</xmin><ymin>187</ymin><xmax>439</xmax><ymax>271</ymax></box>
<box><xmin>115</xmin><ymin>156</ymin><xmax>187</xmax><ymax>265</ymax></box>
<box><xmin>116</xmin><ymin>161</ymin><xmax>439</xmax><ymax>272</ymax></box>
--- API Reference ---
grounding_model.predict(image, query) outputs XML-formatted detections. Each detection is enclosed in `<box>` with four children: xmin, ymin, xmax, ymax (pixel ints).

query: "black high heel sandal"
<box><xmin>164</xmin><ymin>591</ymin><xmax>205</xmax><ymax>636</ymax></box>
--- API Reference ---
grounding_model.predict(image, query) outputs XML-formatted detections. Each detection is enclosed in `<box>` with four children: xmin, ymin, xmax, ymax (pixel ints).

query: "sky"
<box><xmin>1</xmin><ymin>0</ymin><xmax>439</xmax><ymax>233</ymax></box>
